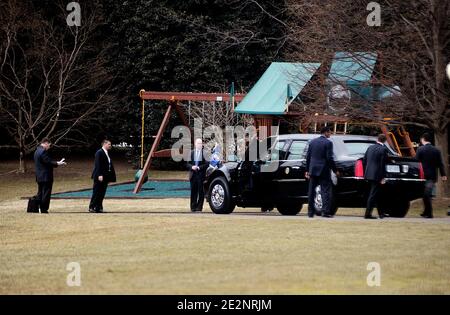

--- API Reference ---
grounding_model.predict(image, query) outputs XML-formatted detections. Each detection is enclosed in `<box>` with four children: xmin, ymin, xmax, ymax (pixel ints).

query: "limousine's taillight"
<box><xmin>419</xmin><ymin>162</ymin><xmax>425</xmax><ymax>179</ymax></box>
<box><xmin>355</xmin><ymin>159</ymin><xmax>364</xmax><ymax>178</ymax></box>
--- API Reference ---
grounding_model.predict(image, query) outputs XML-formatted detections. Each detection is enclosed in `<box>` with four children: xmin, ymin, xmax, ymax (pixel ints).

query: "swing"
<box><xmin>133</xmin><ymin>88</ymin><xmax>245</xmax><ymax>194</ymax></box>
<box><xmin>134</xmin><ymin>95</ymin><xmax>149</xmax><ymax>183</ymax></box>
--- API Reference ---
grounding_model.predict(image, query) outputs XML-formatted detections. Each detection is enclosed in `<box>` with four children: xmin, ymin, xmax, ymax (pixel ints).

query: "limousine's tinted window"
<box><xmin>287</xmin><ymin>140</ymin><xmax>308</xmax><ymax>160</ymax></box>
<box><xmin>269</xmin><ymin>140</ymin><xmax>286</xmax><ymax>161</ymax></box>
<box><xmin>343</xmin><ymin>140</ymin><xmax>376</xmax><ymax>156</ymax></box>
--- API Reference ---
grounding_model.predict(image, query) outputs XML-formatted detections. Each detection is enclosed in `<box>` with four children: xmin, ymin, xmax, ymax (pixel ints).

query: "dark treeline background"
<box><xmin>0</xmin><ymin>0</ymin><xmax>448</xmax><ymax>190</ymax></box>
<box><xmin>0</xmin><ymin>0</ymin><xmax>285</xmax><ymax>168</ymax></box>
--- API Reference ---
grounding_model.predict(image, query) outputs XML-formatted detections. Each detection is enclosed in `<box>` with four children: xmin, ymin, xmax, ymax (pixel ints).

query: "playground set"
<box><xmin>133</xmin><ymin>51</ymin><xmax>416</xmax><ymax>194</ymax></box>
<box><xmin>50</xmin><ymin>51</ymin><xmax>416</xmax><ymax>199</ymax></box>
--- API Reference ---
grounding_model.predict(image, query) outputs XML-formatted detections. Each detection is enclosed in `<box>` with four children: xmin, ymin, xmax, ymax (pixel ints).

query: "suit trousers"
<box><xmin>308</xmin><ymin>176</ymin><xmax>332</xmax><ymax>216</ymax></box>
<box><xmin>423</xmin><ymin>179</ymin><xmax>435</xmax><ymax>216</ymax></box>
<box><xmin>89</xmin><ymin>180</ymin><xmax>108</xmax><ymax>211</ymax></box>
<box><xmin>37</xmin><ymin>181</ymin><xmax>53</xmax><ymax>212</ymax></box>
<box><xmin>190</xmin><ymin>172</ymin><xmax>205</xmax><ymax>211</ymax></box>
<box><xmin>365</xmin><ymin>180</ymin><xmax>384</xmax><ymax>217</ymax></box>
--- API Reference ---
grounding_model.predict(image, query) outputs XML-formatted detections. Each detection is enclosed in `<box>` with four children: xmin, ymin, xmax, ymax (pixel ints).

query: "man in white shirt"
<box><xmin>89</xmin><ymin>139</ymin><xmax>116</xmax><ymax>213</ymax></box>
<box><xmin>187</xmin><ymin>138</ymin><xmax>208</xmax><ymax>212</ymax></box>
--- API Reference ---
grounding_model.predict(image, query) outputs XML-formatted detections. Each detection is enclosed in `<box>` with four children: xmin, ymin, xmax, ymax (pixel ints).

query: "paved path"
<box><xmin>47</xmin><ymin>209</ymin><xmax>450</xmax><ymax>224</ymax></box>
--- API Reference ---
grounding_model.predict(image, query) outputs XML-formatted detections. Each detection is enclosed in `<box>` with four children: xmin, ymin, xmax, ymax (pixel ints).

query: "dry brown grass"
<box><xmin>1</xmin><ymin>158</ymin><xmax>449</xmax><ymax>294</ymax></box>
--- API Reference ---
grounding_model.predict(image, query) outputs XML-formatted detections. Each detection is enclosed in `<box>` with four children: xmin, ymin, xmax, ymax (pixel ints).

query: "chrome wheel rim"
<box><xmin>314</xmin><ymin>185</ymin><xmax>323</xmax><ymax>210</ymax></box>
<box><xmin>211</xmin><ymin>184</ymin><xmax>225</xmax><ymax>208</ymax></box>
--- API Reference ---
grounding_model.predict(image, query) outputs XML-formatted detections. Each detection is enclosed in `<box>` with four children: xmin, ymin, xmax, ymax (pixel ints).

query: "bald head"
<box><xmin>195</xmin><ymin>138</ymin><xmax>203</xmax><ymax>150</ymax></box>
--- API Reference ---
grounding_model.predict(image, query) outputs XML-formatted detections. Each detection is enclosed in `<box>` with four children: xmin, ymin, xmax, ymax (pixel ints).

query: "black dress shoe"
<box><xmin>40</xmin><ymin>210</ymin><xmax>49</xmax><ymax>214</ymax></box>
<box><xmin>89</xmin><ymin>208</ymin><xmax>97</xmax><ymax>213</ymax></box>
<box><xmin>322</xmin><ymin>214</ymin><xmax>333</xmax><ymax>218</ymax></box>
<box><xmin>420</xmin><ymin>213</ymin><xmax>433</xmax><ymax>219</ymax></box>
<box><xmin>364</xmin><ymin>215</ymin><xmax>377</xmax><ymax>219</ymax></box>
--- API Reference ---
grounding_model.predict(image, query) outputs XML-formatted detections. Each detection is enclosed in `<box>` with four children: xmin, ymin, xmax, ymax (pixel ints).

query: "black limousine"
<box><xmin>204</xmin><ymin>134</ymin><xmax>425</xmax><ymax>217</ymax></box>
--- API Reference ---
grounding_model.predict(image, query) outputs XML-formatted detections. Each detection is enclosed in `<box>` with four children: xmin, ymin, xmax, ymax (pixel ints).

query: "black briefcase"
<box><xmin>27</xmin><ymin>196</ymin><xmax>40</xmax><ymax>213</ymax></box>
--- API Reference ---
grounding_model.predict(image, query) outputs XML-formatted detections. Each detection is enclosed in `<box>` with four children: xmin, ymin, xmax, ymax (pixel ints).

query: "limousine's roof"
<box><xmin>275</xmin><ymin>133</ymin><xmax>397</xmax><ymax>156</ymax></box>
<box><xmin>276</xmin><ymin>134</ymin><xmax>378</xmax><ymax>141</ymax></box>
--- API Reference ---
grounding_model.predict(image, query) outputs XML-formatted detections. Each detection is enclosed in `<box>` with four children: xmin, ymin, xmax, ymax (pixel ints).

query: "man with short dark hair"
<box><xmin>415</xmin><ymin>133</ymin><xmax>447</xmax><ymax>218</ymax></box>
<box><xmin>363</xmin><ymin>134</ymin><xmax>389</xmax><ymax>219</ymax></box>
<box><xmin>305</xmin><ymin>126</ymin><xmax>339</xmax><ymax>218</ymax></box>
<box><xmin>33</xmin><ymin>138</ymin><xmax>66</xmax><ymax>213</ymax></box>
<box><xmin>89</xmin><ymin>139</ymin><xmax>116</xmax><ymax>213</ymax></box>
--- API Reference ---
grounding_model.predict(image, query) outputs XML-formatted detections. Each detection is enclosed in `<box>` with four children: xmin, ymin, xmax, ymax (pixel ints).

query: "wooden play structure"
<box><xmin>134</xmin><ymin>52</ymin><xmax>416</xmax><ymax>194</ymax></box>
<box><xmin>133</xmin><ymin>89</ymin><xmax>245</xmax><ymax>194</ymax></box>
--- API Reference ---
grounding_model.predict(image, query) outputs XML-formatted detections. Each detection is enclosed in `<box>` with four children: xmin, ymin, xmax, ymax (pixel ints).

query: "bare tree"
<box><xmin>0</xmin><ymin>0</ymin><xmax>116</xmax><ymax>172</ymax></box>
<box><xmin>283</xmin><ymin>0</ymin><xmax>449</xmax><ymax>196</ymax></box>
<box><xmin>186</xmin><ymin>98</ymin><xmax>254</xmax><ymax>159</ymax></box>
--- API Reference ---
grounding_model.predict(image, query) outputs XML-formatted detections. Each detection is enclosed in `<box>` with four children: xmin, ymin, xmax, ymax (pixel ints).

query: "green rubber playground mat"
<box><xmin>51</xmin><ymin>180</ymin><xmax>190</xmax><ymax>199</ymax></box>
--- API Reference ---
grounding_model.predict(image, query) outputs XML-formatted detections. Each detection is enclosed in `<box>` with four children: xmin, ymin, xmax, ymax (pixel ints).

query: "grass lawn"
<box><xmin>1</xmin><ymin>158</ymin><xmax>449</xmax><ymax>294</ymax></box>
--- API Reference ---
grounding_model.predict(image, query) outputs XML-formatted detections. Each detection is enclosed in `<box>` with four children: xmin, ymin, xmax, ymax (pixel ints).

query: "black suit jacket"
<box><xmin>363</xmin><ymin>143</ymin><xmax>389</xmax><ymax>182</ymax></box>
<box><xmin>186</xmin><ymin>149</ymin><xmax>208</xmax><ymax>180</ymax></box>
<box><xmin>91</xmin><ymin>149</ymin><xmax>116</xmax><ymax>183</ymax></box>
<box><xmin>306</xmin><ymin>136</ymin><xmax>337</xmax><ymax>178</ymax></box>
<box><xmin>415</xmin><ymin>143</ymin><xmax>446</xmax><ymax>181</ymax></box>
<box><xmin>34</xmin><ymin>146</ymin><xmax>58</xmax><ymax>183</ymax></box>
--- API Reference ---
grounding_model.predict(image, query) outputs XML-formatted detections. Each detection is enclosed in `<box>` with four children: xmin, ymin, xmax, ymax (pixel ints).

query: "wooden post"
<box><xmin>133</xmin><ymin>103</ymin><xmax>173</xmax><ymax>194</ymax></box>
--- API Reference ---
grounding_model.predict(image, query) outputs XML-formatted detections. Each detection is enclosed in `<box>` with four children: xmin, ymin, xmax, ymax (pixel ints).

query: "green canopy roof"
<box><xmin>328</xmin><ymin>52</ymin><xmax>377</xmax><ymax>84</ymax></box>
<box><xmin>234</xmin><ymin>62</ymin><xmax>321</xmax><ymax>115</ymax></box>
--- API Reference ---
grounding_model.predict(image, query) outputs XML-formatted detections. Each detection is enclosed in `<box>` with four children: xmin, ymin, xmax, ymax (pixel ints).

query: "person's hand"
<box><xmin>57</xmin><ymin>158</ymin><xmax>66</xmax><ymax>166</ymax></box>
<box><xmin>335</xmin><ymin>170</ymin><xmax>341</xmax><ymax>177</ymax></box>
<box><xmin>305</xmin><ymin>172</ymin><xmax>310</xmax><ymax>179</ymax></box>
<box><xmin>442</xmin><ymin>176</ymin><xmax>448</xmax><ymax>181</ymax></box>
<box><xmin>98</xmin><ymin>176</ymin><xmax>103</xmax><ymax>182</ymax></box>
<box><xmin>191</xmin><ymin>165</ymin><xmax>198</xmax><ymax>171</ymax></box>
<box><xmin>381</xmin><ymin>178</ymin><xmax>386</xmax><ymax>185</ymax></box>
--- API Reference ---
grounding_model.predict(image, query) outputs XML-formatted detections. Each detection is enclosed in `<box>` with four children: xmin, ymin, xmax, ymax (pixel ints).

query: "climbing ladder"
<box><xmin>379</xmin><ymin>123</ymin><xmax>416</xmax><ymax>157</ymax></box>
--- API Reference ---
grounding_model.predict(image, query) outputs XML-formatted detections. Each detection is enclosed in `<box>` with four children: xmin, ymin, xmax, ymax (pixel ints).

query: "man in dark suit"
<box><xmin>363</xmin><ymin>134</ymin><xmax>389</xmax><ymax>219</ymax></box>
<box><xmin>305</xmin><ymin>126</ymin><xmax>339</xmax><ymax>218</ymax></box>
<box><xmin>34</xmin><ymin>138</ymin><xmax>66</xmax><ymax>213</ymax></box>
<box><xmin>89</xmin><ymin>139</ymin><xmax>116</xmax><ymax>213</ymax></box>
<box><xmin>415</xmin><ymin>133</ymin><xmax>447</xmax><ymax>218</ymax></box>
<box><xmin>187</xmin><ymin>138</ymin><xmax>208</xmax><ymax>212</ymax></box>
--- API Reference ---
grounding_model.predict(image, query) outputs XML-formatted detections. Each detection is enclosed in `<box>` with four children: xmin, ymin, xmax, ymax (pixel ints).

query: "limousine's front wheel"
<box><xmin>277</xmin><ymin>204</ymin><xmax>302</xmax><ymax>216</ymax></box>
<box><xmin>208</xmin><ymin>177</ymin><xmax>236</xmax><ymax>214</ymax></box>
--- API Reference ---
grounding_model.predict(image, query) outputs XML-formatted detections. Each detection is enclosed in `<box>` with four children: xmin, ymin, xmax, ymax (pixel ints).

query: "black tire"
<box><xmin>312</xmin><ymin>184</ymin><xmax>338</xmax><ymax>215</ymax></box>
<box><xmin>207</xmin><ymin>177</ymin><xmax>236</xmax><ymax>214</ymax></box>
<box><xmin>330</xmin><ymin>205</ymin><xmax>339</xmax><ymax>216</ymax></box>
<box><xmin>277</xmin><ymin>204</ymin><xmax>302</xmax><ymax>216</ymax></box>
<box><xmin>386</xmin><ymin>199</ymin><xmax>410</xmax><ymax>218</ymax></box>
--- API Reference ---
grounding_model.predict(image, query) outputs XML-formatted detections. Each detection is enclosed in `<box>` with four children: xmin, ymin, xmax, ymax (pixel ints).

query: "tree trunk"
<box><xmin>434</xmin><ymin>127</ymin><xmax>449</xmax><ymax>198</ymax></box>
<box><xmin>18</xmin><ymin>147</ymin><xmax>27</xmax><ymax>173</ymax></box>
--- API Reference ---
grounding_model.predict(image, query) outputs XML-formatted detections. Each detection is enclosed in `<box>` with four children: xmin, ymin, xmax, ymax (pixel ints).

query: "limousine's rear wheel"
<box><xmin>277</xmin><ymin>204</ymin><xmax>302</xmax><ymax>216</ymax></box>
<box><xmin>313</xmin><ymin>185</ymin><xmax>338</xmax><ymax>215</ymax></box>
<box><xmin>386</xmin><ymin>199</ymin><xmax>410</xmax><ymax>218</ymax></box>
<box><xmin>208</xmin><ymin>177</ymin><xmax>235</xmax><ymax>214</ymax></box>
